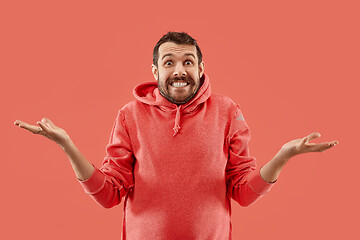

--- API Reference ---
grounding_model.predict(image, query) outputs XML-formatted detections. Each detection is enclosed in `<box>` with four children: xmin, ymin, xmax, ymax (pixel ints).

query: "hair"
<box><xmin>153</xmin><ymin>31</ymin><xmax>203</xmax><ymax>67</ymax></box>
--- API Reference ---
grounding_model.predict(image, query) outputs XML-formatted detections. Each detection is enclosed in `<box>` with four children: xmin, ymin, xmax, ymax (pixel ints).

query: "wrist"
<box><xmin>59</xmin><ymin>138</ymin><xmax>73</xmax><ymax>151</ymax></box>
<box><xmin>280</xmin><ymin>145</ymin><xmax>297</xmax><ymax>159</ymax></box>
<box><xmin>260</xmin><ymin>149</ymin><xmax>292</xmax><ymax>183</ymax></box>
<box><xmin>273</xmin><ymin>148</ymin><xmax>292</xmax><ymax>169</ymax></box>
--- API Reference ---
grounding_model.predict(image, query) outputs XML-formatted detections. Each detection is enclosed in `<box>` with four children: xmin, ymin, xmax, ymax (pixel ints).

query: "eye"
<box><xmin>164</xmin><ymin>61</ymin><xmax>172</xmax><ymax>66</ymax></box>
<box><xmin>185</xmin><ymin>60</ymin><xmax>193</xmax><ymax>65</ymax></box>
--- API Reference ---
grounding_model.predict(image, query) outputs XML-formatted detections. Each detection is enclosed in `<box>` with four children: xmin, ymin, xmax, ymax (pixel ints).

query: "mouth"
<box><xmin>170</xmin><ymin>80</ymin><xmax>190</xmax><ymax>88</ymax></box>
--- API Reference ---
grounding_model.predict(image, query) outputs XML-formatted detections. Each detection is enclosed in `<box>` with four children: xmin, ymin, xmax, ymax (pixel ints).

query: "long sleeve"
<box><xmin>225</xmin><ymin>104</ymin><xmax>276</xmax><ymax>207</ymax></box>
<box><xmin>77</xmin><ymin>110</ymin><xmax>135</xmax><ymax>208</ymax></box>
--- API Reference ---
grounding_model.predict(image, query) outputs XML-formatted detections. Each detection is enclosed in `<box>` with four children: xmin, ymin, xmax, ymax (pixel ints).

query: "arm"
<box><xmin>61</xmin><ymin>138</ymin><xmax>95</xmax><ymax>181</ymax></box>
<box><xmin>225</xmin><ymin>104</ymin><xmax>275</xmax><ymax>207</ymax></box>
<box><xmin>14</xmin><ymin>117</ymin><xmax>94</xmax><ymax>181</ymax></box>
<box><xmin>259</xmin><ymin>149</ymin><xmax>290</xmax><ymax>184</ymax></box>
<box><xmin>227</xmin><ymin>130</ymin><xmax>339</xmax><ymax>207</ymax></box>
<box><xmin>76</xmin><ymin>110</ymin><xmax>135</xmax><ymax>208</ymax></box>
<box><xmin>14</xmin><ymin>111</ymin><xmax>135</xmax><ymax>209</ymax></box>
<box><xmin>225</xmin><ymin>127</ymin><xmax>276</xmax><ymax>207</ymax></box>
<box><xmin>225</xmin><ymin>103</ymin><xmax>339</xmax><ymax>207</ymax></box>
<box><xmin>260</xmin><ymin>132</ymin><xmax>339</xmax><ymax>183</ymax></box>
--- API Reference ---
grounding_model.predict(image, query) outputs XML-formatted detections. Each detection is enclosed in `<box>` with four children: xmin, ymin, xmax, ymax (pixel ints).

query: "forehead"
<box><xmin>158</xmin><ymin>42</ymin><xmax>197</xmax><ymax>58</ymax></box>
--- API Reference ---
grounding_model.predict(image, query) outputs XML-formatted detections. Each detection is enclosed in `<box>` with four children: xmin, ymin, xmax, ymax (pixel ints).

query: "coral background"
<box><xmin>2</xmin><ymin>0</ymin><xmax>358</xmax><ymax>239</ymax></box>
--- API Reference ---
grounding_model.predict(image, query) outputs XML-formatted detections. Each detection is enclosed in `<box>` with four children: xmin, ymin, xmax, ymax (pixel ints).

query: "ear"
<box><xmin>152</xmin><ymin>64</ymin><xmax>158</xmax><ymax>81</ymax></box>
<box><xmin>199</xmin><ymin>61</ymin><xmax>205</xmax><ymax>78</ymax></box>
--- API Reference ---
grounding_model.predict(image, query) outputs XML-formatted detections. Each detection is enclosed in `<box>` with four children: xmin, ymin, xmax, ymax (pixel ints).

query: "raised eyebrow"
<box><xmin>162</xmin><ymin>53</ymin><xmax>173</xmax><ymax>60</ymax></box>
<box><xmin>184</xmin><ymin>53</ymin><xmax>196</xmax><ymax>60</ymax></box>
<box><xmin>162</xmin><ymin>53</ymin><xmax>196</xmax><ymax>60</ymax></box>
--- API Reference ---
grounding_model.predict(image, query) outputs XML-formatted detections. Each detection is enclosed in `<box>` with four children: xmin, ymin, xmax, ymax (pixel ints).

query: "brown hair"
<box><xmin>153</xmin><ymin>31</ymin><xmax>203</xmax><ymax>67</ymax></box>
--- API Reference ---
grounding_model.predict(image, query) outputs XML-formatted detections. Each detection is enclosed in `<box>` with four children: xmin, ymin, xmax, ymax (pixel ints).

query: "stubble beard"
<box><xmin>157</xmin><ymin>72</ymin><xmax>201</xmax><ymax>105</ymax></box>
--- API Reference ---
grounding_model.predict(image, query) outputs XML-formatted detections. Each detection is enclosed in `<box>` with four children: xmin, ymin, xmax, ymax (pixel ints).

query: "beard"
<box><xmin>157</xmin><ymin>72</ymin><xmax>202</xmax><ymax>105</ymax></box>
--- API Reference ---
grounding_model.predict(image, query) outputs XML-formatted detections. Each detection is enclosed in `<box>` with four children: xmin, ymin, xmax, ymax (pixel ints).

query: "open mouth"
<box><xmin>170</xmin><ymin>81</ymin><xmax>190</xmax><ymax>88</ymax></box>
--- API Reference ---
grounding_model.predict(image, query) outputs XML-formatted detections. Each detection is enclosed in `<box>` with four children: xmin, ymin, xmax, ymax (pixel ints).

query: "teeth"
<box><xmin>172</xmin><ymin>81</ymin><xmax>188</xmax><ymax>87</ymax></box>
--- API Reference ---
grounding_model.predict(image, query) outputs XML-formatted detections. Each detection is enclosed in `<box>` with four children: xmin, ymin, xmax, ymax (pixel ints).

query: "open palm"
<box><xmin>281</xmin><ymin>132</ymin><xmax>339</xmax><ymax>157</ymax></box>
<box><xmin>14</xmin><ymin>118</ymin><xmax>70</xmax><ymax>147</ymax></box>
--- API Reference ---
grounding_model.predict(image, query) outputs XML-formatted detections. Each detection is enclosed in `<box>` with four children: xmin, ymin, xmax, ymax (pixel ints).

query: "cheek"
<box><xmin>159</xmin><ymin>70</ymin><xmax>170</xmax><ymax>80</ymax></box>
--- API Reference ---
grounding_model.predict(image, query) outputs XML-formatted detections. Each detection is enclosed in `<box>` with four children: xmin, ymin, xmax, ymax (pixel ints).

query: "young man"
<box><xmin>14</xmin><ymin>31</ymin><xmax>338</xmax><ymax>239</ymax></box>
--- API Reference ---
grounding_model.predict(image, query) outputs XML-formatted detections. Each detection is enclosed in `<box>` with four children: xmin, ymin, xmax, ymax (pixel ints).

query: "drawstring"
<box><xmin>173</xmin><ymin>105</ymin><xmax>181</xmax><ymax>137</ymax></box>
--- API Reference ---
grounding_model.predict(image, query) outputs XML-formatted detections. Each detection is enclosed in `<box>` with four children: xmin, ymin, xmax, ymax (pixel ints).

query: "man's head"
<box><xmin>152</xmin><ymin>32</ymin><xmax>205</xmax><ymax>105</ymax></box>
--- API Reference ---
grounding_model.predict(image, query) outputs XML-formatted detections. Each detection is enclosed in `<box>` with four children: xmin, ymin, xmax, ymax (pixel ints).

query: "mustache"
<box><xmin>168</xmin><ymin>76</ymin><xmax>193</xmax><ymax>84</ymax></box>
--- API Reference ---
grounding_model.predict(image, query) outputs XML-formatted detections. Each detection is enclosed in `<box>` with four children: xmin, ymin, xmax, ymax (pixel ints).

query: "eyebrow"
<box><xmin>161</xmin><ymin>53</ymin><xmax>196</xmax><ymax>60</ymax></box>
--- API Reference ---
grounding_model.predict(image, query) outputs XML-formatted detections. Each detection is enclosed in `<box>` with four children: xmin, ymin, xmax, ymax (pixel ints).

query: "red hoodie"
<box><xmin>78</xmin><ymin>73</ymin><xmax>276</xmax><ymax>239</ymax></box>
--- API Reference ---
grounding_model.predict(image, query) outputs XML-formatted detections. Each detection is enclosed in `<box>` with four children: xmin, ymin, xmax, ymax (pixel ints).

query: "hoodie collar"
<box><xmin>133</xmin><ymin>73</ymin><xmax>212</xmax><ymax>137</ymax></box>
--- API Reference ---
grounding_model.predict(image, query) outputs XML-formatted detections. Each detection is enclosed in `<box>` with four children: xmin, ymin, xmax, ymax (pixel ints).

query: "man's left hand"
<box><xmin>281</xmin><ymin>132</ymin><xmax>339</xmax><ymax>158</ymax></box>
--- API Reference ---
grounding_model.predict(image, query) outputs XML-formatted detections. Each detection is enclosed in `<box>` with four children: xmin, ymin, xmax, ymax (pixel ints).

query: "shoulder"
<box><xmin>119</xmin><ymin>100</ymin><xmax>138</xmax><ymax>112</ymax></box>
<box><xmin>108</xmin><ymin>101</ymin><xmax>137</xmax><ymax>122</ymax></box>
<box><xmin>209</xmin><ymin>93</ymin><xmax>241</xmax><ymax>113</ymax></box>
<box><xmin>116</xmin><ymin>100</ymin><xmax>145</xmax><ymax>114</ymax></box>
<box><xmin>115</xmin><ymin>100</ymin><xmax>150</xmax><ymax>122</ymax></box>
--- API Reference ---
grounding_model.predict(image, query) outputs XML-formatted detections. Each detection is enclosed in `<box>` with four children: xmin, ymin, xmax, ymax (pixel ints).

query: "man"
<box><xmin>14</xmin><ymin>31</ymin><xmax>338</xmax><ymax>239</ymax></box>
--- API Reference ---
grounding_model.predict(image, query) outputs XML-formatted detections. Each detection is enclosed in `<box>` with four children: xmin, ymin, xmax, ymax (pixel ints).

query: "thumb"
<box><xmin>301</xmin><ymin>137</ymin><xmax>308</xmax><ymax>144</ymax></box>
<box><xmin>41</xmin><ymin>117</ymin><xmax>54</xmax><ymax>128</ymax></box>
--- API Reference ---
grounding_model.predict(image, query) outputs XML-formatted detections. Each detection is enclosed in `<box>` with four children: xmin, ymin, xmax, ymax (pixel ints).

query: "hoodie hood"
<box><xmin>133</xmin><ymin>73</ymin><xmax>212</xmax><ymax>137</ymax></box>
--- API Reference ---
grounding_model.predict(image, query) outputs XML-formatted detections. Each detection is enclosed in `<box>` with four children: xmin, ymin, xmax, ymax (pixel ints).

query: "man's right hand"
<box><xmin>14</xmin><ymin>117</ymin><xmax>95</xmax><ymax>181</ymax></box>
<box><xmin>14</xmin><ymin>117</ymin><xmax>70</xmax><ymax>147</ymax></box>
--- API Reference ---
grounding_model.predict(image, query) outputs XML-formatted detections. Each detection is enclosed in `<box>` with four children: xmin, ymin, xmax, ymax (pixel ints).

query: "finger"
<box><xmin>300</xmin><ymin>137</ymin><xmax>308</xmax><ymax>146</ymax></box>
<box><xmin>306</xmin><ymin>132</ymin><xmax>321</xmax><ymax>142</ymax></box>
<box><xmin>302</xmin><ymin>136</ymin><xmax>317</xmax><ymax>147</ymax></box>
<box><xmin>308</xmin><ymin>142</ymin><xmax>330</xmax><ymax>152</ymax></box>
<box><xmin>37</xmin><ymin>121</ymin><xmax>50</xmax><ymax>133</ymax></box>
<box><xmin>14</xmin><ymin>120</ymin><xmax>21</xmax><ymax>126</ymax></box>
<box><xmin>14</xmin><ymin>120</ymin><xmax>41</xmax><ymax>134</ymax></box>
<box><xmin>304</xmin><ymin>141</ymin><xmax>317</xmax><ymax>147</ymax></box>
<box><xmin>14</xmin><ymin>119</ymin><xmax>26</xmax><ymax>127</ymax></box>
<box><xmin>41</xmin><ymin>117</ymin><xmax>55</xmax><ymax>128</ymax></box>
<box><xmin>314</xmin><ymin>140</ymin><xmax>339</xmax><ymax>149</ymax></box>
<box><xmin>327</xmin><ymin>140</ymin><xmax>339</xmax><ymax>147</ymax></box>
<box><xmin>310</xmin><ymin>142</ymin><xmax>338</xmax><ymax>152</ymax></box>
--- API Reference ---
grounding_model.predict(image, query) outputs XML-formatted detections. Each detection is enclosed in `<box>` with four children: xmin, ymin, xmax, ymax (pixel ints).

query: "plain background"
<box><xmin>2</xmin><ymin>0</ymin><xmax>358</xmax><ymax>239</ymax></box>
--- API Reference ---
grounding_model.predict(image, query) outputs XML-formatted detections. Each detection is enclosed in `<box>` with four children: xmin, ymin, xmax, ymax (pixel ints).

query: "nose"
<box><xmin>173</xmin><ymin>62</ymin><xmax>187</xmax><ymax>78</ymax></box>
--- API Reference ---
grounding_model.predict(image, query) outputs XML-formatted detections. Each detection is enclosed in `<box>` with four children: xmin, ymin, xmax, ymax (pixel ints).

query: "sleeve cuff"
<box><xmin>247</xmin><ymin>166</ymin><xmax>277</xmax><ymax>195</ymax></box>
<box><xmin>77</xmin><ymin>164</ymin><xmax>106</xmax><ymax>195</ymax></box>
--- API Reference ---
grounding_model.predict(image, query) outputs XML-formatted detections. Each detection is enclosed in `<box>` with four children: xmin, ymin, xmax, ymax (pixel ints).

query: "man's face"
<box><xmin>152</xmin><ymin>42</ymin><xmax>205</xmax><ymax>105</ymax></box>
